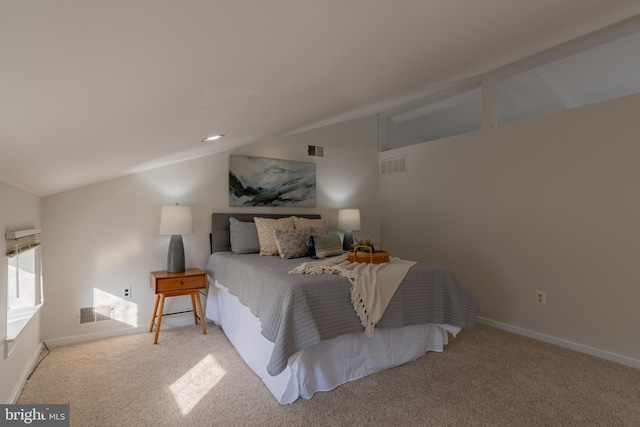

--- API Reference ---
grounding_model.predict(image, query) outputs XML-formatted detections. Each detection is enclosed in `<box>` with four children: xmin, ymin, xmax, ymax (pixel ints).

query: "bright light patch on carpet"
<box><xmin>170</xmin><ymin>354</ymin><xmax>226</xmax><ymax>415</ymax></box>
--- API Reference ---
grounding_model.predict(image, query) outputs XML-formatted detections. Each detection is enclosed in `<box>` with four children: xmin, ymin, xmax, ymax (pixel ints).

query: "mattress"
<box><xmin>205</xmin><ymin>278</ymin><xmax>460</xmax><ymax>404</ymax></box>
<box><xmin>205</xmin><ymin>251</ymin><xmax>478</xmax><ymax>376</ymax></box>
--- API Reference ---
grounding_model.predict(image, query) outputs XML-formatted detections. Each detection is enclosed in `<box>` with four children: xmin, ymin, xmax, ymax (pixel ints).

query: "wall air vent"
<box><xmin>380</xmin><ymin>156</ymin><xmax>407</xmax><ymax>175</ymax></box>
<box><xmin>79</xmin><ymin>305</ymin><xmax>113</xmax><ymax>325</ymax></box>
<box><xmin>308</xmin><ymin>145</ymin><xmax>324</xmax><ymax>157</ymax></box>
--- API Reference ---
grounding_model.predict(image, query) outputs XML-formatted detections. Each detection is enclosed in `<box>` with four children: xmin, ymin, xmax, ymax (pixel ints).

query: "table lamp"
<box><xmin>338</xmin><ymin>208</ymin><xmax>361</xmax><ymax>251</ymax></box>
<box><xmin>160</xmin><ymin>204</ymin><xmax>193</xmax><ymax>273</ymax></box>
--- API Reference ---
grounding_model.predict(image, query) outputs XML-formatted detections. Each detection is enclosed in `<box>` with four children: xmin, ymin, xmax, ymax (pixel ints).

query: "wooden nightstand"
<box><xmin>149</xmin><ymin>268</ymin><xmax>207</xmax><ymax>344</ymax></box>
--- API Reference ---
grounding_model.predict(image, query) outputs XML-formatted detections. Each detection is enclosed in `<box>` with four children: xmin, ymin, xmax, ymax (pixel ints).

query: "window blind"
<box><xmin>5</xmin><ymin>228</ymin><xmax>41</xmax><ymax>257</ymax></box>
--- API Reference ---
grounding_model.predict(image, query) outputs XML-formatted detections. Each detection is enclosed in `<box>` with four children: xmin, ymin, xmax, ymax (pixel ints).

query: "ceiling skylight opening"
<box><xmin>201</xmin><ymin>134</ymin><xmax>224</xmax><ymax>142</ymax></box>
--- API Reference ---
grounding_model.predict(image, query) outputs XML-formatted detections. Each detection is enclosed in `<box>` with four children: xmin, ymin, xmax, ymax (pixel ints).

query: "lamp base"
<box><xmin>343</xmin><ymin>230</ymin><xmax>354</xmax><ymax>251</ymax></box>
<box><xmin>167</xmin><ymin>235</ymin><xmax>185</xmax><ymax>273</ymax></box>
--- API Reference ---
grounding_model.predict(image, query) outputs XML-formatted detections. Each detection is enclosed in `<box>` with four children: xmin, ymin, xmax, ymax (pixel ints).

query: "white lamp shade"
<box><xmin>337</xmin><ymin>208</ymin><xmax>361</xmax><ymax>231</ymax></box>
<box><xmin>160</xmin><ymin>205</ymin><xmax>193</xmax><ymax>235</ymax></box>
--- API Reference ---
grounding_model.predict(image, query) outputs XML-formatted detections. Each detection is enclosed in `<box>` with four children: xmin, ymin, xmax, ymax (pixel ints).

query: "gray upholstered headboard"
<box><xmin>210</xmin><ymin>213</ymin><xmax>322</xmax><ymax>253</ymax></box>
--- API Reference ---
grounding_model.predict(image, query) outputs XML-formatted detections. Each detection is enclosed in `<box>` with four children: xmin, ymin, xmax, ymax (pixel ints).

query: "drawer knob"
<box><xmin>180</xmin><ymin>281</ymin><xmax>184</xmax><ymax>286</ymax></box>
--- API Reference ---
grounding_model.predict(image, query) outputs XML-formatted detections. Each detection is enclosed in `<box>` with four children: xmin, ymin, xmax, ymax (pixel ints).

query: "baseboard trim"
<box><xmin>477</xmin><ymin>316</ymin><xmax>640</xmax><ymax>370</ymax></box>
<box><xmin>9</xmin><ymin>342</ymin><xmax>43</xmax><ymax>404</ymax></box>
<box><xmin>45</xmin><ymin>312</ymin><xmax>197</xmax><ymax>348</ymax></box>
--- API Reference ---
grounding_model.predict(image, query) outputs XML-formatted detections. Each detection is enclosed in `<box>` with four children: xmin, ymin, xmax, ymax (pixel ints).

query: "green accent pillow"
<box><xmin>312</xmin><ymin>233</ymin><xmax>343</xmax><ymax>259</ymax></box>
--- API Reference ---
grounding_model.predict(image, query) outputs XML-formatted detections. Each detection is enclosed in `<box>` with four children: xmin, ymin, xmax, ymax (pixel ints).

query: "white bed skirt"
<box><xmin>205</xmin><ymin>279</ymin><xmax>460</xmax><ymax>404</ymax></box>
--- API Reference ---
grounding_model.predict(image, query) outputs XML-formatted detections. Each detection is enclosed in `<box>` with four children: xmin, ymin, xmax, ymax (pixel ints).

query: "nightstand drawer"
<box><xmin>156</xmin><ymin>275</ymin><xmax>205</xmax><ymax>292</ymax></box>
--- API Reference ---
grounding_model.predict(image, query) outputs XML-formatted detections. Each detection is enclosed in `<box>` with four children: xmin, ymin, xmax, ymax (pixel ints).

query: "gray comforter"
<box><xmin>204</xmin><ymin>252</ymin><xmax>479</xmax><ymax>376</ymax></box>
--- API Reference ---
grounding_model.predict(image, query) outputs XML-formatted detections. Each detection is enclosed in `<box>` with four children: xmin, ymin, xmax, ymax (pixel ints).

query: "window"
<box><xmin>496</xmin><ymin>27</ymin><xmax>640</xmax><ymax>125</ymax></box>
<box><xmin>5</xmin><ymin>229</ymin><xmax>42</xmax><ymax>353</ymax></box>
<box><xmin>380</xmin><ymin>84</ymin><xmax>482</xmax><ymax>151</ymax></box>
<box><xmin>8</xmin><ymin>249</ymin><xmax>38</xmax><ymax>310</ymax></box>
<box><xmin>378</xmin><ymin>17</ymin><xmax>640</xmax><ymax>152</ymax></box>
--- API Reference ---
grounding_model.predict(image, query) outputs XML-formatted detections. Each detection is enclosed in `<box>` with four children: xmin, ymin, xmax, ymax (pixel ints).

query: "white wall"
<box><xmin>0</xmin><ymin>181</ymin><xmax>42</xmax><ymax>403</ymax></box>
<box><xmin>379</xmin><ymin>93</ymin><xmax>640</xmax><ymax>364</ymax></box>
<box><xmin>41</xmin><ymin>115</ymin><xmax>379</xmax><ymax>344</ymax></box>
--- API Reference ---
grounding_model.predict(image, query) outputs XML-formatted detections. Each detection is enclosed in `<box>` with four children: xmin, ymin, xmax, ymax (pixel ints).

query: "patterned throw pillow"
<box><xmin>292</xmin><ymin>216</ymin><xmax>327</xmax><ymax>235</ymax></box>
<box><xmin>229</xmin><ymin>217</ymin><xmax>260</xmax><ymax>254</ymax></box>
<box><xmin>254</xmin><ymin>217</ymin><xmax>294</xmax><ymax>256</ymax></box>
<box><xmin>312</xmin><ymin>233</ymin><xmax>343</xmax><ymax>258</ymax></box>
<box><xmin>274</xmin><ymin>227</ymin><xmax>312</xmax><ymax>259</ymax></box>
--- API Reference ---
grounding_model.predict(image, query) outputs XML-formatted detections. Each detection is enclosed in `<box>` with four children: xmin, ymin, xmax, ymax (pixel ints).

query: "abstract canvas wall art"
<box><xmin>229</xmin><ymin>156</ymin><xmax>316</xmax><ymax>207</ymax></box>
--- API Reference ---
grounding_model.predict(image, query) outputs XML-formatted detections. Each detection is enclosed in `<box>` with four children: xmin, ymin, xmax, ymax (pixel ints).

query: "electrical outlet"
<box><xmin>122</xmin><ymin>286</ymin><xmax>132</xmax><ymax>299</ymax></box>
<box><xmin>535</xmin><ymin>290</ymin><xmax>546</xmax><ymax>305</ymax></box>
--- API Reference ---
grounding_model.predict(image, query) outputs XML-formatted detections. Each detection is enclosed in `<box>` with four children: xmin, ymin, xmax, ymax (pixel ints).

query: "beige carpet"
<box><xmin>18</xmin><ymin>323</ymin><xmax>640</xmax><ymax>427</ymax></box>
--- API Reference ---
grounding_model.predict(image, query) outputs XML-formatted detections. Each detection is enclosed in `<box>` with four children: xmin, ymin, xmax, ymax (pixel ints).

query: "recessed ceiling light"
<box><xmin>201</xmin><ymin>134</ymin><xmax>224</xmax><ymax>142</ymax></box>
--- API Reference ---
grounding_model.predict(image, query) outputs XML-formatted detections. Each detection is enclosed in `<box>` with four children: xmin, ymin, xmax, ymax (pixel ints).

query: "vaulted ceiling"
<box><xmin>2</xmin><ymin>1</ymin><xmax>639</xmax><ymax>196</ymax></box>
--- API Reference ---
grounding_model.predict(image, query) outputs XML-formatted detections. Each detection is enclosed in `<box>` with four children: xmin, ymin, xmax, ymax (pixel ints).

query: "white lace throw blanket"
<box><xmin>289</xmin><ymin>253</ymin><xmax>417</xmax><ymax>337</ymax></box>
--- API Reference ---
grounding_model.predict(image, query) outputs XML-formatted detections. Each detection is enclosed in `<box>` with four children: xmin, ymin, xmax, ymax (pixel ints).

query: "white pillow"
<box><xmin>292</xmin><ymin>216</ymin><xmax>327</xmax><ymax>235</ymax></box>
<box><xmin>254</xmin><ymin>217</ymin><xmax>294</xmax><ymax>256</ymax></box>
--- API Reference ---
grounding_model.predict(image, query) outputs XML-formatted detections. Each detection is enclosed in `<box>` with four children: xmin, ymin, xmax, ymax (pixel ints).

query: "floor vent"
<box><xmin>380</xmin><ymin>156</ymin><xmax>407</xmax><ymax>175</ymax></box>
<box><xmin>79</xmin><ymin>305</ymin><xmax>113</xmax><ymax>325</ymax></box>
<box><xmin>308</xmin><ymin>145</ymin><xmax>324</xmax><ymax>157</ymax></box>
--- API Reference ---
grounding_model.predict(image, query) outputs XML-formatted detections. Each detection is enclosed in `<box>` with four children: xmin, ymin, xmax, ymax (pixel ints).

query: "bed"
<box><xmin>204</xmin><ymin>213</ymin><xmax>479</xmax><ymax>404</ymax></box>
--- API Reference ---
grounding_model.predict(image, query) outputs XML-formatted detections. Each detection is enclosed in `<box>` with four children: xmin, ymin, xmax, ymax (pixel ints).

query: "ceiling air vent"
<box><xmin>380</xmin><ymin>156</ymin><xmax>407</xmax><ymax>175</ymax></box>
<box><xmin>308</xmin><ymin>145</ymin><xmax>324</xmax><ymax>157</ymax></box>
